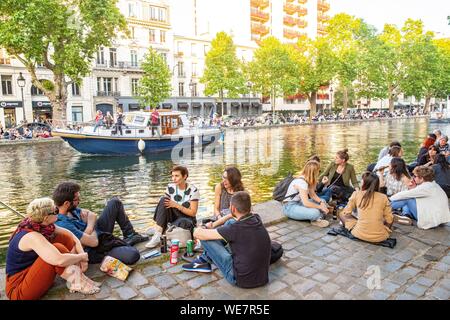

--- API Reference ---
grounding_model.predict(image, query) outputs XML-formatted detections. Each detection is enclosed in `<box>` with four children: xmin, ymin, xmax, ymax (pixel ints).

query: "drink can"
<box><xmin>170</xmin><ymin>239</ymin><xmax>179</xmax><ymax>264</ymax></box>
<box><xmin>160</xmin><ymin>235</ymin><xmax>167</xmax><ymax>253</ymax></box>
<box><xmin>186</xmin><ymin>240</ymin><xmax>194</xmax><ymax>257</ymax></box>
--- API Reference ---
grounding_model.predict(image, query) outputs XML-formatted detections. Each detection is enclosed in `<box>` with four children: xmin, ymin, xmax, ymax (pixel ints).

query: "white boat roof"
<box><xmin>126</xmin><ymin>110</ymin><xmax>186</xmax><ymax>117</ymax></box>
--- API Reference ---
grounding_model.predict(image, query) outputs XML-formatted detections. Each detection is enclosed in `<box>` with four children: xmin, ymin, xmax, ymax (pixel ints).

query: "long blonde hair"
<box><xmin>300</xmin><ymin>160</ymin><xmax>320</xmax><ymax>186</ymax></box>
<box><xmin>26</xmin><ymin>197</ymin><xmax>55</xmax><ymax>223</ymax></box>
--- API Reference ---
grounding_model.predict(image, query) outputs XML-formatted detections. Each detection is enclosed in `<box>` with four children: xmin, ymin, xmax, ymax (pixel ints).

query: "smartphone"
<box><xmin>141</xmin><ymin>250</ymin><xmax>161</xmax><ymax>260</ymax></box>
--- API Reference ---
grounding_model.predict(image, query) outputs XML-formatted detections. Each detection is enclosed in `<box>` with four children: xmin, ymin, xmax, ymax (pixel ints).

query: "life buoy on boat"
<box><xmin>138</xmin><ymin>139</ymin><xmax>145</xmax><ymax>153</ymax></box>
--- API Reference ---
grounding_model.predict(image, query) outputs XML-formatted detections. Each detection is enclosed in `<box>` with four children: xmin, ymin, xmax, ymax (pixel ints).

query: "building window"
<box><xmin>178</xmin><ymin>82</ymin><xmax>185</xmax><ymax>97</ymax></box>
<box><xmin>150</xmin><ymin>6</ymin><xmax>156</xmax><ymax>20</ymax></box>
<box><xmin>128</xmin><ymin>2</ymin><xmax>136</xmax><ymax>17</ymax></box>
<box><xmin>72</xmin><ymin>83</ymin><xmax>81</xmax><ymax>96</ymax></box>
<box><xmin>109</xmin><ymin>48</ymin><xmax>117</xmax><ymax>67</ymax></box>
<box><xmin>102</xmin><ymin>78</ymin><xmax>112</xmax><ymax>94</ymax></box>
<box><xmin>1</xmin><ymin>75</ymin><xmax>13</xmax><ymax>95</ymax></box>
<box><xmin>72</xmin><ymin>106</ymin><xmax>83</xmax><ymax>123</ymax></box>
<box><xmin>0</xmin><ymin>49</ymin><xmax>10</xmax><ymax>65</ymax></box>
<box><xmin>158</xmin><ymin>8</ymin><xmax>166</xmax><ymax>22</ymax></box>
<box><xmin>3</xmin><ymin>108</ymin><xmax>16</xmax><ymax>128</ymax></box>
<box><xmin>97</xmin><ymin>77</ymin><xmax>102</xmax><ymax>93</ymax></box>
<box><xmin>160</xmin><ymin>30</ymin><xmax>166</xmax><ymax>43</ymax></box>
<box><xmin>131</xmin><ymin>78</ymin><xmax>139</xmax><ymax>95</ymax></box>
<box><xmin>160</xmin><ymin>53</ymin><xmax>167</xmax><ymax>64</ymax></box>
<box><xmin>97</xmin><ymin>48</ymin><xmax>105</xmax><ymax>65</ymax></box>
<box><xmin>192</xmin><ymin>83</ymin><xmax>198</xmax><ymax>97</ymax></box>
<box><xmin>177</xmin><ymin>61</ymin><xmax>184</xmax><ymax>77</ymax></box>
<box><xmin>114</xmin><ymin>77</ymin><xmax>119</xmax><ymax>93</ymax></box>
<box><xmin>191</xmin><ymin>43</ymin><xmax>197</xmax><ymax>57</ymax></box>
<box><xmin>177</xmin><ymin>41</ymin><xmax>183</xmax><ymax>54</ymax></box>
<box><xmin>149</xmin><ymin>29</ymin><xmax>156</xmax><ymax>42</ymax></box>
<box><xmin>131</xmin><ymin>50</ymin><xmax>138</xmax><ymax>67</ymax></box>
<box><xmin>31</xmin><ymin>84</ymin><xmax>44</xmax><ymax>96</ymax></box>
<box><xmin>204</xmin><ymin>45</ymin><xmax>209</xmax><ymax>55</ymax></box>
<box><xmin>192</xmin><ymin>63</ymin><xmax>197</xmax><ymax>77</ymax></box>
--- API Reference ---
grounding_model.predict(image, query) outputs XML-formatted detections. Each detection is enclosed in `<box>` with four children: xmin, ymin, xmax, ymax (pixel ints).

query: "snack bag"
<box><xmin>100</xmin><ymin>256</ymin><xmax>132</xmax><ymax>281</ymax></box>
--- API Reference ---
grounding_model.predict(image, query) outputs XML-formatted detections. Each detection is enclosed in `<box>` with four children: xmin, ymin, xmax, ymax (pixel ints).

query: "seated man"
<box><xmin>182</xmin><ymin>191</ymin><xmax>271</xmax><ymax>289</ymax></box>
<box><xmin>146</xmin><ymin>166</ymin><xmax>200</xmax><ymax>248</ymax></box>
<box><xmin>52</xmin><ymin>182</ymin><xmax>148</xmax><ymax>265</ymax></box>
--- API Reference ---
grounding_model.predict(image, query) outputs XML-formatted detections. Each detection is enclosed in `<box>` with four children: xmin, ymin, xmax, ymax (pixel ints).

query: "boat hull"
<box><xmin>52</xmin><ymin>131</ymin><xmax>222</xmax><ymax>155</ymax></box>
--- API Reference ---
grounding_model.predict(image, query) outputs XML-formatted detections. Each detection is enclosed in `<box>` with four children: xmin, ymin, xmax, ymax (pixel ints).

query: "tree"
<box><xmin>0</xmin><ymin>0</ymin><xmax>127</xmax><ymax>121</ymax></box>
<box><xmin>200</xmin><ymin>32</ymin><xmax>246</xmax><ymax>116</ymax></box>
<box><xmin>289</xmin><ymin>36</ymin><xmax>335</xmax><ymax>117</ymax></box>
<box><xmin>325</xmin><ymin>14</ymin><xmax>365</xmax><ymax>114</ymax></box>
<box><xmin>434</xmin><ymin>38</ymin><xmax>450</xmax><ymax>102</ymax></box>
<box><xmin>138</xmin><ymin>48</ymin><xmax>171</xmax><ymax>109</ymax></box>
<box><xmin>248</xmin><ymin>37</ymin><xmax>295</xmax><ymax>115</ymax></box>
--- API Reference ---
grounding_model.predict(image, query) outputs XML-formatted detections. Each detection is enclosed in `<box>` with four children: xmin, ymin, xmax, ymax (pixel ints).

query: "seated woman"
<box><xmin>390</xmin><ymin>166</ymin><xmax>450</xmax><ymax>229</ymax></box>
<box><xmin>378</xmin><ymin>157</ymin><xmax>411</xmax><ymax>196</ymax></box>
<box><xmin>373</xmin><ymin>146</ymin><xmax>403</xmax><ymax>172</ymax></box>
<box><xmin>319</xmin><ymin>149</ymin><xmax>360</xmax><ymax>204</ymax></box>
<box><xmin>417</xmin><ymin>145</ymin><xmax>438</xmax><ymax>167</ymax></box>
<box><xmin>339</xmin><ymin>172</ymin><xmax>394</xmax><ymax>243</ymax></box>
<box><xmin>411</xmin><ymin>135</ymin><xmax>436</xmax><ymax>168</ymax></box>
<box><xmin>6</xmin><ymin>198</ymin><xmax>100</xmax><ymax>300</ymax></box>
<box><xmin>214</xmin><ymin>166</ymin><xmax>244</xmax><ymax>219</ymax></box>
<box><xmin>146</xmin><ymin>165</ymin><xmax>200</xmax><ymax>248</ymax></box>
<box><xmin>308</xmin><ymin>155</ymin><xmax>332</xmax><ymax>203</ymax></box>
<box><xmin>283</xmin><ymin>160</ymin><xmax>330</xmax><ymax>228</ymax></box>
<box><xmin>432</xmin><ymin>154</ymin><xmax>450</xmax><ymax>197</ymax></box>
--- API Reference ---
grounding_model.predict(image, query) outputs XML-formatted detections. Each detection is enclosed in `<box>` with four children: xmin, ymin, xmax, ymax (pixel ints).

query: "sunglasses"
<box><xmin>49</xmin><ymin>207</ymin><xmax>59</xmax><ymax>216</ymax></box>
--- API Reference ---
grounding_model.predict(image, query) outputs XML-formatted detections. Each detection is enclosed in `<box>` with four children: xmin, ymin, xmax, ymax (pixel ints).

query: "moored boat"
<box><xmin>51</xmin><ymin>110</ymin><xmax>223</xmax><ymax>155</ymax></box>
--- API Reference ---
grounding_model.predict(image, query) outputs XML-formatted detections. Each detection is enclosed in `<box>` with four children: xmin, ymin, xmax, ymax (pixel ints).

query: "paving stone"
<box><xmin>326</xmin><ymin>266</ymin><xmax>341</xmax><ymax>274</ymax></box>
<box><xmin>319</xmin><ymin>282</ymin><xmax>340</xmax><ymax>295</ymax></box>
<box><xmin>326</xmin><ymin>242</ymin><xmax>341</xmax><ymax>250</ymax></box>
<box><xmin>116</xmin><ymin>286</ymin><xmax>137</xmax><ymax>300</ymax></box>
<box><xmin>127</xmin><ymin>272</ymin><xmax>149</xmax><ymax>287</ymax></box>
<box><xmin>390</xmin><ymin>269</ymin><xmax>418</xmax><ymax>286</ymax></box>
<box><xmin>424</xmin><ymin>244</ymin><xmax>448</xmax><ymax>261</ymax></box>
<box><xmin>276</xmin><ymin>228</ymin><xmax>293</xmax><ymax>235</ymax></box>
<box><xmin>429</xmin><ymin>287</ymin><xmax>450</xmax><ymax>300</ymax></box>
<box><xmin>380</xmin><ymin>280</ymin><xmax>400</xmax><ymax>294</ymax></box>
<box><xmin>396</xmin><ymin>293</ymin><xmax>416</xmax><ymax>300</ymax></box>
<box><xmin>297</xmin><ymin>266</ymin><xmax>316</xmax><ymax>277</ymax></box>
<box><xmin>394</xmin><ymin>250</ymin><xmax>416</xmax><ymax>263</ymax></box>
<box><xmin>167</xmin><ymin>264</ymin><xmax>184</xmax><ymax>274</ymax></box>
<box><xmin>297</xmin><ymin>236</ymin><xmax>314</xmax><ymax>244</ymax></box>
<box><xmin>187</xmin><ymin>274</ymin><xmax>217</xmax><ymax>289</ymax></box>
<box><xmin>176</xmin><ymin>271</ymin><xmax>199</xmax><ymax>281</ymax></box>
<box><xmin>347</xmin><ymin>284</ymin><xmax>367</xmax><ymax>296</ymax></box>
<box><xmin>422</xmin><ymin>269</ymin><xmax>445</xmax><ymax>281</ymax></box>
<box><xmin>266</xmin><ymin>280</ymin><xmax>288</xmax><ymax>294</ymax></box>
<box><xmin>277</xmin><ymin>235</ymin><xmax>293</xmax><ymax>242</ymax></box>
<box><xmin>153</xmin><ymin>274</ymin><xmax>178</xmax><ymax>289</ymax></box>
<box><xmin>140</xmin><ymin>285</ymin><xmax>163</xmax><ymax>299</ymax></box>
<box><xmin>312</xmin><ymin>273</ymin><xmax>330</xmax><ymax>283</ymax></box>
<box><xmin>284</xmin><ymin>250</ymin><xmax>301</xmax><ymax>259</ymax></box>
<box><xmin>439</xmin><ymin>278</ymin><xmax>450</xmax><ymax>290</ymax></box>
<box><xmin>324</xmin><ymin>255</ymin><xmax>341</xmax><ymax>263</ymax></box>
<box><xmin>266</xmin><ymin>225</ymin><xmax>279</xmax><ymax>232</ymax></box>
<box><xmin>273</xmin><ymin>291</ymin><xmax>295</xmax><ymax>300</ymax></box>
<box><xmin>304</xmin><ymin>291</ymin><xmax>323</xmax><ymax>300</ymax></box>
<box><xmin>415</xmin><ymin>277</ymin><xmax>436</xmax><ymax>288</ymax></box>
<box><xmin>405</xmin><ymin>284</ymin><xmax>427</xmax><ymax>297</ymax></box>
<box><xmin>286</xmin><ymin>260</ymin><xmax>304</xmax><ymax>270</ymax></box>
<box><xmin>368</xmin><ymin>290</ymin><xmax>391</xmax><ymax>300</ymax></box>
<box><xmin>321</xmin><ymin>235</ymin><xmax>337</xmax><ymax>243</ymax></box>
<box><xmin>166</xmin><ymin>285</ymin><xmax>191</xmax><ymax>299</ymax></box>
<box><xmin>312</xmin><ymin>247</ymin><xmax>334</xmax><ymax>257</ymax></box>
<box><xmin>280</xmin><ymin>273</ymin><xmax>302</xmax><ymax>284</ymax></box>
<box><xmin>432</xmin><ymin>262</ymin><xmax>449</xmax><ymax>273</ymax></box>
<box><xmin>333</xmin><ymin>292</ymin><xmax>353</xmax><ymax>300</ymax></box>
<box><xmin>292</xmin><ymin>279</ymin><xmax>318</xmax><ymax>295</ymax></box>
<box><xmin>94</xmin><ymin>285</ymin><xmax>112</xmax><ymax>300</ymax></box>
<box><xmin>142</xmin><ymin>266</ymin><xmax>163</xmax><ymax>277</ymax></box>
<box><xmin>105</xmin><ymin>277</ymin><xmax>126</xmax><ymax>289</ymax></box>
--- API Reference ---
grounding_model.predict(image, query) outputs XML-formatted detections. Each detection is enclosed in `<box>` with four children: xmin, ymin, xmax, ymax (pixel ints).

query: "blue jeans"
<box><xmin>201</xmin><ymin>239</ymin><xmax>236</xmax><ymax>285</ymax></box>
<box><xmin>391</xmin><ymin>198</ymin><xmax>418</xmax><ymax>220</ymax></box>
<box><xmin>317</xmin><ymin>188</ymin><xmax>332</xmax><ymax>203</ymax></box>
<box><xmin>283</xmin><ymin>201</ymin><xmax>322</xmax><ymax>222</ymax></box>
<box><xmin>93</xmin><ymin>120</ymin><xmax>104</xmax><ymax>132</ymax></box>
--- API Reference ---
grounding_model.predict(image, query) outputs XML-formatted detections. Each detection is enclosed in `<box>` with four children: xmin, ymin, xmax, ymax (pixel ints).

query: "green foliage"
<box><xmin>201</xmin><ymin>32</ymin><xmax>246</xmax><ymax>101</ymax></box>
<box><xmin>0</xmin><ymin>0</ymin><xmax>127</xmax><ymax>120</ymax></box>
<box><xmin>138</xmin><ymin>48</ymin><xmax>172</xmax><ymax>108</ymax></box>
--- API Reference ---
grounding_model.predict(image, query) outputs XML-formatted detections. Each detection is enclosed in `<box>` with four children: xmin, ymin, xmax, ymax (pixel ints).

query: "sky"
<box><xmin>330</xmin><ymin>0</ymin><xmax>450</xmax><ymax>37</ymax></box>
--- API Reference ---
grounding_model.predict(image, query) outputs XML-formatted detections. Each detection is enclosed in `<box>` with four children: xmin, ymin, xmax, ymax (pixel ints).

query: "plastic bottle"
<box><xmin>170</xmin><ymin>239</ymin><xmax>179</xmax><ymax>264</ymax></box>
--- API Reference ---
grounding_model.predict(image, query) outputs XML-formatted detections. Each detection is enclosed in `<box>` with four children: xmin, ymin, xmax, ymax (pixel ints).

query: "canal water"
<box><xmin>0</xmin><ymin>118</ymin><xmax>444</xmax><ymax>264</ymax></box>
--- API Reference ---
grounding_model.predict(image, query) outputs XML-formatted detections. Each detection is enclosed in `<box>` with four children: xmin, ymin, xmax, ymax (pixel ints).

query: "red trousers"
<box><xmin>6</xmin><ymin>232</ymin><xmax>75</xmax><ymax>300</ymax></box>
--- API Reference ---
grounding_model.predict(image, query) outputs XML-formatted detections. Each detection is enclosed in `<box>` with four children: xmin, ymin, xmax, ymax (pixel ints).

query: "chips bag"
<box><xmin>100</xmin><ymin>256</ymin><xmax>132</xmax><ymax>281</ymax></box>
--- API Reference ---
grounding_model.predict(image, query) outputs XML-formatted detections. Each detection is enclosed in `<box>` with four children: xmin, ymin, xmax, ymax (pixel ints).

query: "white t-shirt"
<box><xmin>165</xmin><ymin>183</ymin><xmax>200</xmax><ymax>209</ymax></box>
<box><xmin>373</xmin><ymin>155</ymin><xmax>392</xmax><ymax>172</ymax></box>
<box><xmin>284</xmin><ymin>177</ymin><xmax>309</xmax><ymax>203</ymax></box>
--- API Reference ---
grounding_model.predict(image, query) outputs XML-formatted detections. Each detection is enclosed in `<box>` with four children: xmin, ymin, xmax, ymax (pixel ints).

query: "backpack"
<box><xmin>270</xmin><ymin>241</ymin><xmax>283</xmax><ymax>264</ymax></box>
<box><xmin>272</xmin><ymin>172</ymin><xmax>299</xmax><ymax>202</ymax></box>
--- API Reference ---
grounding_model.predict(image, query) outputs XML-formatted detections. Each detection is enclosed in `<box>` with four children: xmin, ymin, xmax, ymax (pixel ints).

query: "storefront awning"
<box><xmin>0</xmin><ymin>101</ymin><xmax>23</xmax><ymax>108</ymax></box>
<box><xmin>32</xmin><ymin>101</ymin><xmax>52</xmax><ymax>108</ymax></box>
<box><xmin>178</xmin><ymin>102</ymin><xmax>189</xmax><ymax>109</ymax></box>
<box><xmin>203</xmin><ymin>102</ymin><xmax>214</xmax><ymax>107</ymax></box>
<box><xmin>231</xmin><ymin>102</ymin><xmax>240</xmax><ymax>107</ymax></box>
<box><xmin>192</xmin><ymin>102</ymin><xmax>202</xmax><ymax>108</ymax></box>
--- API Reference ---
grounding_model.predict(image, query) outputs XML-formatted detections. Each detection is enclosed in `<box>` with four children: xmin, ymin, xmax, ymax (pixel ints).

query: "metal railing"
<box><xmin>95</xmin><ymin>60</ymin><xmax>142</xmax><ymax>70</ymax></box>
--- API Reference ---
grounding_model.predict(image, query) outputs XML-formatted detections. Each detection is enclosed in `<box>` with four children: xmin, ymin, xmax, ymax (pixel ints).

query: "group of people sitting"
<box><xmin>0</xmin><ymin>122</ymin><xmax>51</xmax><ymax>140</ymax></box>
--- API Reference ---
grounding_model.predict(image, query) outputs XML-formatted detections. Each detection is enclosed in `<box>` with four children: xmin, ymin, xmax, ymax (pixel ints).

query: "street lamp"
<box><xmin>189</xmin><ymin>79</ymin><xmax>194</xmax><ymax>116</ymax></box>
<box><xmin>247</xmin><ymin>81</ymin><xmax>252</xmax><ymax>117</ymax></box>
<box><xmin>17</xmin><ymin>72</ymin><xmax>26</xmax><ymax>123</ymax></box>
<box><xmin>329</xmin><ymin>86</ymin><xmax>333</xmax><ymax>113</ymax></box>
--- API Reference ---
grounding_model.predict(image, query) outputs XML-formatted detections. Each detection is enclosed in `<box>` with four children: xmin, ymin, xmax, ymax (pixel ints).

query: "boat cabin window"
<box><xmin>161</xmin><ymin>115</ymin><xmax>182</xmax><ymax>135</ymax></box>
<box><xmin>134</xmin><ymin>116</ymin><xmax>146</xmax><ymax>126</ymax></box>
<box><xmin>125</xmin><ymin>130</ymin><xmax>131</xmax><ymax>134</ymax></box>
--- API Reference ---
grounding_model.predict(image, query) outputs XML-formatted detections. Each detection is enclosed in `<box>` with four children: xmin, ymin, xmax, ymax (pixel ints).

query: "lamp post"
<box><xmin>247</xmin><ymin>81</ymin><xmax>252</xmax><ymax>117</ymax></box>
<box><xmin>189</xmin><ymin>79</ymin><xmax>194</xmax><ymax>117</ymax></box>
<box><xmin>329</xmin><ymin>86</ymin><xmax>333</xmax><ymax>113</ymax></box>
<box><xmin>17</xmin><ymin>72</ymin><xmax>26</xmax><ymax>123</ymax></box>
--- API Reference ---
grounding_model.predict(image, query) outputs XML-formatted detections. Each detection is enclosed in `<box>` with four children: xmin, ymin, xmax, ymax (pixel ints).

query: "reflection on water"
<box><xmin>0</xmin><ymin>118</ymin><xmax>443</xmax><ymax>263</ymax></box>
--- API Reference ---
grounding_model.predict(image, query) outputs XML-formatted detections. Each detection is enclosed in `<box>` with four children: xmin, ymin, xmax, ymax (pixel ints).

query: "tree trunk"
<box><xmin>271</xmin><ymin>87</ymin><xmax>275</xmax><ymax>116</ymax></box>
<box><xmin>308</xmin><ymin>92</ymin><xmax>317</xmax><ymax>118</ymax></box>
<box><xmin>219</xmin><ymin>90</ymin><xmax>224</xmax><ymax>116</ymax></box>
<box><xmin>343</xmin><ymin>86</ymin><xmax>349</xmax><ymax>115</ymax></box>
<box><xmin>424</xmin><ymin>95</ymin><xmax>431</xmax><ymax>113</ymax></box>
<box><xmin>52</xmin><ymin>73</ymin><xmax>68</xmax><ymax>121</ymax></box>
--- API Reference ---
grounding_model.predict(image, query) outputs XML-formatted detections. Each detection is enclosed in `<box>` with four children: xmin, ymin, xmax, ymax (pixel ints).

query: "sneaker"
<box><xmin>393</xmin><ymin>214</ymin><xmax>413</xmax><ymax>226</ymax></box>
<box><xmin>145</xmin><ymin>227</ymin><xmax>155</xmax><ymax>236</ymax></box>
<box><xmin>124</xmin><ymin>233</ymin><xmax>149</xmax><ymax>246</ymax></box>
<box><xmin>145</xmin><ymin>233</ymin><xmax>161</xmax><ymax>248</ymax></box>
<box><xmin>182</xmin><ymin>257</ymin><xmax>212</xmax><ymax>273</ymax></box>
<box><xmin>311</xmin><ymin>219</ymin><xmax>330</xmax><ymax>228</ymax></box>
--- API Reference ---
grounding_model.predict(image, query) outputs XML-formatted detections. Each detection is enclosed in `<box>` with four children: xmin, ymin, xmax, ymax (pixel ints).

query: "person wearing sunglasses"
<box><xmin>5</xmin><ymin>198</ymin><xmax>100</xmax><ymax>300</ymax></box>
<box><xmin>213</xmin><ymin>166</ymin><xmax>245</xmax><ymax>219</ymax></box>
<box><xmin>389</xmin><ymin>166</ymin><xmax>450</xmax><ymax>229</ymax></box>
<box><xmin>416</xmin><ymin>145</ymin><xmax>439</xmax><ymax>167</ymax></box>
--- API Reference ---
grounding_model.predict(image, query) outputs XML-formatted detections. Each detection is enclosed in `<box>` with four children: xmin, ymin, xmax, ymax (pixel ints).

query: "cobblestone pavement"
<box><xmin>1</xmin><ymin>203</ymin><xmax>449</xmax><ymax>300</ymax></box>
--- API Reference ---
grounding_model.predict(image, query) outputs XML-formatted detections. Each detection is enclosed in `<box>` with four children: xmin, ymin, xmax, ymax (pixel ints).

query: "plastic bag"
<box><xmin>100</xmin><ymin>255</ymin><xmax>132</xmax><ymax>281</ymax></box>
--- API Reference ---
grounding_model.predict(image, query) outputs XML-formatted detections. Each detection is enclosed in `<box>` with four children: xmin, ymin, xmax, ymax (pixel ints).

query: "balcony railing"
<box><xmin>283</xmin><ymin>3</ymin><xmax>297</xmax><ymax>14</ymax></box>
<box><xmin>251</xmin><ymin>8</ymin><xmax>270</xmax><ymax>22</ymax></box>
<box><xmin>96</xmin><ymin>91</ymin><xmax>121</xmax><ymax>97</ymax></box>
<box><xmin>0</xmin><ymin>58</ymin><xmax>11</xmax><ymax>65</ymax></box>
<box><xmin>251</xmin><ymin>22</ymin><xmax>269</xmax><ymax>35</ymax></box>
<box><xmin>283</xmin><ymin>28</ymin><xmax>305</xmax><ymax>39</ymax></box>
<box><xmin>318</xmin><ymin>13</ymin><xmax>330</xmax><ymax>22</ymax></box>
<box><xmin>298</xmin><ymin>7</ymin><xmax>307</xmax><ymax>16</ymax></box>
<box><xmin>317</xmin><ymin>0</ymin><xmax>330</xmax><ymax>11</ymax></box>
<box><xmin>95</xmin><ymin>60</ymin><xmax>142</xmax><ymax>70</ymax></box>
<box><xmin>250</xmin><ymin>0</ymin><xmax>269</xmax><ymax>9</ymax></box>
<box><xmin>297</xmin><ymin>18</ymin><xmax>307</xmax><ymax>28</ymax></box>
<box><xmin>297</xmin><ymin>0</ymin><xmax>308</xmax><ymax>4</ymax></box>
<box><xmin>317</xmin><ymin>23</ymin><xmax>327</xmax><ymax>35</ymax></box>
<box><xmin>283</xmin><ymin>16</ymin><xmax>296</xmax><ymax>26</ymax></box>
